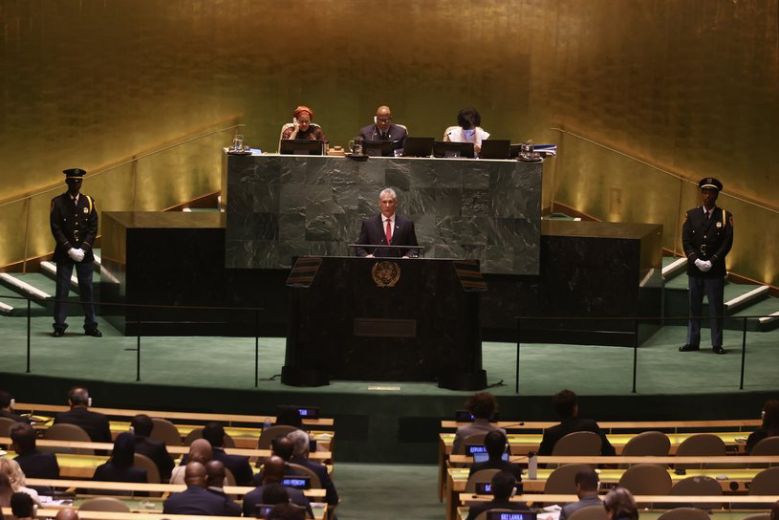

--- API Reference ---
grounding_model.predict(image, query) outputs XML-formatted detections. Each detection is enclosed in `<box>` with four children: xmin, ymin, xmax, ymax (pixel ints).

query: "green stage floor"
<box><xmin>1</xmin><ymin>316</ymin><xmax>776</xmax><ymax>396</ymax></box>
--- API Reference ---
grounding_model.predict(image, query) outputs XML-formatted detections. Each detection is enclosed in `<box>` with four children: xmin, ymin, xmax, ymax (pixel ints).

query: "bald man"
<box><xmin>205</xmin><ymin>460</ymin><xmax>241</xmax><ymax>516</ymax></box>
<box><xmin>359</xmin><ymin>105</ymin><xmax>408</xmax><ymax>152</ymax></box>
<box><xmin>242</xmin><ymin>456</ymin><xmax>313</xmax><ymax>518</ymax></box>
<box><xmin>170</xmin><ymin>438</ymin><xmax>213</xmax><ymax>484</ymax></box>
<box><xmin>53</xmin><ymin>386</ymin><xmax>111</xmax><ymax>442</ymax></box>
<box><xmin>163</xmin><ymin>461</ymin><xmax>239</xmax><ymax>516</ymax></box>
<box><xmin>55</xmin><ymin>508</ymin><xmax>80</xmax><ymax>520</ymax></box>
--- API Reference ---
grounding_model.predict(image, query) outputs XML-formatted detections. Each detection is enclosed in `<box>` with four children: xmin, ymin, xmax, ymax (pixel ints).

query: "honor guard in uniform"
<box><xmin>679</xmin><ymin>177</ymin><xmax>733</xmax><ymax>354</ymax></box>
<box><xmin>50</xmin><ymin>168</ymin><xmax>101</xmax><ymax>338</ymax></box>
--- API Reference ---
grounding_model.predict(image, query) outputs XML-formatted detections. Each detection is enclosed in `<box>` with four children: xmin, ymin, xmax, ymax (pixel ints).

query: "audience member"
<box><xmin>10</xmin><ymin>492</ymin><xmax>35</xmax><ymax>520</ymax></box>
<box><xmin>253</xmin><ymin>436</ymin><xmax>296</xmax><ymax>486</ymax></box>
<box><xmin>468</xmin><ymin>430</ymin><xmax>521</xmax><ymax>481</ymax></box>
<box><xmin>268</xmin><ymin>502</ymin><xmax>306</xmax><ymax>520</ymax></box>
<box><xmin>464</xmin><ymin>471</ymin><xmax>529</xmax><ymax>520</ymax></box>
<box><xmin>204</xmin><ymin>460</ymin><xmax>241</xmax><ymax>516</ymax></box>
<box><xmin>242</xmin><ymin>456</ymin><xmax>313</xmax><ymax>518</ymax></box>
<box><xmin>281</xmin><ymin>106</ymin><xmax>327</xmax><ymax>143</ymax></box>
<box><xmin>0</xmin><ymin>459</ymin><xmax>40</xmax><ymax>505</ymax></box>
<box><xmin>747</xmin><ymin>399</ymin><xmax>779</xmax><ymax>454</ymax></box>
<box><xmin>54</xmin><ymin>508</ymin><xmax>79</xmax><ymax>520</ymax></box>
<box><xmin>202</xmin><ymin>422</ymin><xmax>253</xmax><ymax>485</ymax></box>
<box><xmin>53</xmin><ymin>386</ymin><xmax>111</xmax><ymax>442</ymax></box>
<box><xmin>92</xmin><ymin>432</ymin><xmax>147</xmax><ymax>494</ymax></box>
<box><xmin>11</xmin><ymin>423</ymin><xmax>60</xmax><ymax>480</ymax></box>
<box><xmin>275</xmin><ymin>406</ymin><xmax>303</xmax><ymax>428</ymax></box>
<box><xmin>453</xmin><ymin>391</ymin><xmax>502</xmax><ymax>454</ymax></box>
<box><xmin>170</xmin><ymin>438</ymin><xmax>212</xmax><ymax>484</ymax></box>
<box><xmin>560</xmin><ymin>468</ymin><xmax>601</xmax><ymax>520</ymax></box>
<box><xmin>130</xmin><ymin>414</ymin><xmax>175</xmax><ymax>481</ymax></box>
<box><xmin>538</xmin><ymin>389</ymin><xmax>615</xmax><ymax>456</ymax></box>
<box><xmin>0</xmin><ymin>391</ymin><xmax>29</xmax><ymax>424</ymax></box>
<box><xmin>163</xmin><ymin>461</ymin><xmax>239</xmax><ymax>516</ymax></box>
<box><xmin>287</xmin><ymin>429</ymin><xmax>339</xmax><ymax>505</ymax></box>
<box><xmin>260</xmin><ymin>482</ymin><xmax>291</xmax><ymax>507</ymax></box>
<box><xmin>603</xmin><ymin>487</ymin><xmax>638</xmax><ymax>520</ymax></box>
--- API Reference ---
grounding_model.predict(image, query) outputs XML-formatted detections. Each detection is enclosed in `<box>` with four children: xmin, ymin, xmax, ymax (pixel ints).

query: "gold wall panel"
<box><xmin>0</xmin><ymin>0</ymin><xmax>776</xmax><ymax>284</ymax></box>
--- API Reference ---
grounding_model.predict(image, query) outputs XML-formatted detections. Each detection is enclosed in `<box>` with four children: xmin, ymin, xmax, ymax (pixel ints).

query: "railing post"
<box><xmin>26</xmin><ymin>298</ymin><xmax>31</xmax><ymax>373</ymax></box>
<box><xmin>632</xmin><ymin>343</ymin><xmax>638</xmax><ymax>394</ymax></box>
<box><xmin>739</xmin><ymin>316</ymin><xmax>747</xmax><ymax>390</ymax></box>
<box><xmin>515</xmin><ymin>318</ymin><xmax>521</xmax><ymax>394</ymax></box>
<box><xmin>136</xmin><ymin>309</ymin><xmax>141</xmax><ymax>382</ymax></box>
<box><xmin>254</xmin><ymin>309</ymin><xmax>259</xmax><ymax>388</ymax></box>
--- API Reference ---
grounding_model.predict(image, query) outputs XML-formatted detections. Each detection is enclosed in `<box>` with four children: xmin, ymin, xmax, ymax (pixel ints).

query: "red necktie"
<box><xmin>385</xmin><ymin>218</ymin><xmax>392</xmax><ymax>245</ymax></box>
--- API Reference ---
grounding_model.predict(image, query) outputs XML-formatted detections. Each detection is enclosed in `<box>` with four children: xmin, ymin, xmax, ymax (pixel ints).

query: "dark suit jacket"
<box><xmin>359</xmin><ymin>123</ymin><xmax>408</xmax><ymax>150</ymax></box>
<box><xmin>356</xmin><ymin>214</ymin><xmax>418</xmax><ymax>258</ymax></box>
<box><xmin>54</xmin><ymin>407</ymin><xmax>111</xmax><ymax>442</ymax></box>
<box><xmin>242</xmin><ymin>484</ymin><xmax>313</xmax><ymax>518</ymax></box>
<box><xmin>206</xmin><ymin>488</ymin><xmax>241</xmax><ymax>516</ymax></box>
<box><xmin>290</xmin><ymin>455</ymin><xmax>339</xmax><ymax>505</ymax></box>
<box><xmin>0</xmin><ymin>410</ymin><xmax>30</xmax><ymax>423</ymax></box>
<box><xmin>465</xmin><ymin>499</ymin><xmax>531</xmax><ymax>520</ymax></box>
<box><xmin>682</xmin><ymin>205</ymin><xmax>734</xmax><ymax>278</ymax></box>
<box><xmin>164</xmin><ymin>485</ymin><xmax>240</xmax><ymax>516</ymax></box>
<box><xmin>469</xmin><ymin>459</ymin><xmax>522</xmax><ymax>481</ymax></box>
<box><xmin>134</xmin><ymin>435</ymin><xmax>174</xmax><ymax>481</ymax></box>
<box><xmin>538</xmin><ymin>417</ymin><xmax>615</xmax><ymax>456</ymax></box>
<box><xmin>92</xmin><ymin>461</ymin><xmax>147</xmax><ymax>496</ymax></box>
<box><xmin>211</xmin><ymin>447</ymin><xmax>254</xmax><ymax>486</ymax></box>
<box><xmin>50</xmin><ymin>192</ymin><xmax>98</xmax><ymax>263</ymax></box>
<box><xmin>15</xmin><ymin>450</ymin><xmax>60</xmax><ymax>479</ymax></box>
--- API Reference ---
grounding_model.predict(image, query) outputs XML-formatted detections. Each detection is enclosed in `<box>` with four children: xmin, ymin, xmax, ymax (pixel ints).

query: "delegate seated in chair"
<box><xmin>453</xmin><ymin>391</ymin><xmax>503</xmax><ymax>454</ymax></box>
<box><xmin>279</xmin><ymin>106</ymin><xmax>327</xmax><ymax>149</ymax></box>
<box><xmin>538</xmin><ymin>389</ymin><xmax>615</xmax><ymax>456</ymax></box>
<box><xmin>92</xmin><ymin>432</ymin><xmax>148</xmax><ymax>496</ymax></box>
<box><xmin>560</xmin><ymin>468</ymin><xmax>602</xmax><ymax>520</ymax></box>
<box><xmin>464</xmin><ymin>471</ymin><xmax>531</xmax><ymax>520</ymax></box>
<box><xmin>469</xmin><ymin>430</ymin><xmax>522</xmax><ymax>481</ymax></box>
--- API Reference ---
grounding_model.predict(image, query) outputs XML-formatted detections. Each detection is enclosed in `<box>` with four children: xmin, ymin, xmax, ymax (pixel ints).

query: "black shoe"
<box><xmin>85</xmin><ymin>328</ymin><xmax>103</xmax><ymax>337</ymax></box>
<box><xmin>679</xmin><ymin>344</ymin><xmax>700</xmax><ymax>352</ymax></box>
<box><xmin>52</xmin><ymin>329</ymin><xmax>65</xmax><ymax>338</ymax></box>
<box><xmin>713</xmin><ymin>346</ymin><xmax>726</xmax><ymax>355</ymax></box>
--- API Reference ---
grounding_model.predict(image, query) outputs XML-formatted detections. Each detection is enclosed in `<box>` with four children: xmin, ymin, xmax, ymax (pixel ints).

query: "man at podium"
<box><xmin>356</xmin><ymin>188</ymin><xmax>418</xmax><ymax>258</ymax></box>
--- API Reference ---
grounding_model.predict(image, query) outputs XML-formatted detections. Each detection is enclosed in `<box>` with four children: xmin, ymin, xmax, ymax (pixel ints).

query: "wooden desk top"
<box><xmin>15</xmin><ymin>402</ymin><xmax>334</xmax><ymax>427</ymax></box>
<box><xmin>447</xmin><ymin>454</ymin><xmax>779</xmax><ymax>465</ymax></box>
<box><xmin>458</xmin><ymin>493</ymin><xmax>779</xmax><ymax>504</ymax></box>
<box><xmin>441</xmin><ymin>419</ymin><xmax>761</xmax><ymax>431</ymax></box>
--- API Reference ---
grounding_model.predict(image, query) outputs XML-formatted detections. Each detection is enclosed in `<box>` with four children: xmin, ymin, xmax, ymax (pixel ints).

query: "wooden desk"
<box><xmin>1</xmin><ymin>437</ymin><xmax>333</xmax><ymax>463</ymax></box>
<box><xmin>440</xmin><ymin>419</ymin><xmax>761</xmax><ymax>432</ymax></box>
<box><xmin>15</xmin><ymin>402</ymin><xmax>334</xmax><ymax>428</ymax></box>
<box><xmin>445</xmin><ymin>467</ymin><xmax>766</xmax><ymax>520</ymax></box>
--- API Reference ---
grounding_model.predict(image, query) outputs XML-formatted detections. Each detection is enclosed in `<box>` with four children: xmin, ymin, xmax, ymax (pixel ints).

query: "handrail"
<box><xmin>549</xmin><ymin>127</ymin><xmax>779</xmax><ymax>213</ymax></box>
<box><xmin>0</xmin><ymin>119</ymin><xmax>243</xmax><ymax>208</ymax></box>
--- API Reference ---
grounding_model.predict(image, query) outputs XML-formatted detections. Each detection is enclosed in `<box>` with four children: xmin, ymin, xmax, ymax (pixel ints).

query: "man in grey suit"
<box><xmin>560</xmin><ymin>468</ymin><xmax>601</xmax><ymax>520</ymax></box>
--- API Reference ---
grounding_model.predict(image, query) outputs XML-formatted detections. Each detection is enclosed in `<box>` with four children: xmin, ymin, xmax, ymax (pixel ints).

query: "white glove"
<box><xmin>694</xmin><ymin>258</ymin><xmax>706</xmax><ymax>271</ymax></box>
<box><xmin>67</xmin><ymin>248</ymin><xmax>81</xmax><ymax>262</ymax></box>
<box><xmin>700</xmin><ymin>260</ymin><xmax>712</xmax><ymax>272</ymax></box>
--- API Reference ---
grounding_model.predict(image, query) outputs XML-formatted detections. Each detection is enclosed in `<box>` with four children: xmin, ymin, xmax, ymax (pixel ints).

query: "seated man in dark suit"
<box><xmin>468</xmin><ymin>430</ymin><xmax>521</xmax><ymax>481</ymax></box>
<box><xmin>252</xmin><ymin>436</ymin><xmax>298</xmax><ymax>486</ymax></box>
<box><xmin>163</xmin><ymin>461</ymin><xmax>240</xmax><ymax>516</ymax></box>
<box><xmin>464</xmin><ymin>471</ymin><xmax>530</xmax><ymax>520</ymax></box>
<box><xmin>358</xmin><ymin>105</ymin><xmax>408</xmax><ymax>152</ymax></box>
<box><xmin>204</xmin><ymin>460</ymin><xmax>241</xmax><ymax>516</ymax></box>
<box><xmin>243</xmin><ymin>456</ymin><xmax>313</xmax><ymax>518</ymax></box>
<box><xmin>287</xmin><ymin>429</ymin><xmax>339</xmax><ymax>507</ymax></box>
<box><xmin>92</xmin><ymin>432</ymin><xmax>147</xmax><ymax>494</ymax></box>
<box><xmin>130</xmin><ymin>414</ymin><xmax>174</xmax><ymax>481</ymax></box>
<box><xmin>11</xmin><ymin>423</ymin><xmax>60</xmax><ymax>481</ymax></box>
<box><xmin>268</xmin><ymin>501</ymin><xmax>306</xmax><ymax>520</ymax></box>
<box><xmin>0</xmin><ymin>390</ymin><xmax>29</xmax><ymax>424</ymax></box>
<box><xmin>53</xmin><ymin>386</ymin><xmax>111</xmax><ymax>442</ymax></box>
<box><xmin>356</xmin><ymin>187</ymin><xmax>418</xmax><ymax>258</ymax></box>
<box><xmin>202</xmin><ymin>422</ymin><xmax>254</xmax><ymax>486</ymax></box>
<box><xmin>560</xmin><ymin>468</ymin><xmax>601</xmax><ymax>520</ymax></box>
<box><xmin>538</xmin><ymin>389</ymin><xmax>615</xmax><ymax>456</ymax></box>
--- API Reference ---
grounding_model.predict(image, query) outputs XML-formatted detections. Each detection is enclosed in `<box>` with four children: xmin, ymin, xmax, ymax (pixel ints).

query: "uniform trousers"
<box><xmin>54</xmin><ymin>260</ymin><xmax>97</xmax><ymax>331</ymax></box>
<box><xmin>686</xmin><ymin>275</ymin><xmax>724</xmax><ymax>348</ymax></box>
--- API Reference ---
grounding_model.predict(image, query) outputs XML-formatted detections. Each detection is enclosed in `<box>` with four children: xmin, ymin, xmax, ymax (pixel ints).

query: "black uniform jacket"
<box><xmin>682</xmin><ymin>206</ymin><xmax>733</xmax><ymax>278</ymax></box>
<box><xmin>50</xmin><ymin>192</ymin><xmax>98</xmax><ymax>263</ymax></box>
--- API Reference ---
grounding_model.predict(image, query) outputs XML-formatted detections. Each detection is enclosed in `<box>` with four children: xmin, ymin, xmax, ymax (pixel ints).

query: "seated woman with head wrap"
<box><xmin>281</xmin><ymin>106</ymin><xmax>327</xmax><ymax>143</ymax></box>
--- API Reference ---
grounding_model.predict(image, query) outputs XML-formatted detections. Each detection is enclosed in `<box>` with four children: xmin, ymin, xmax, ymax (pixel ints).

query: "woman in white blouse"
<box><xmin>443</xmin><ymin>107</ymin><xmax>490</xmax><ymax>154</ymax></box>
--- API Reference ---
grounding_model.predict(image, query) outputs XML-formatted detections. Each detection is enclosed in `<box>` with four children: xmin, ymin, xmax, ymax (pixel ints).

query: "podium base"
<box><xmin>438</xmin><ymin>370</ymin><xmax>487</xmax><ymax>391</ymax></box>
<box><xmin>281</xmin><ymin>366</ymin><xmax>330</xmax><ymax>387</ymax></box>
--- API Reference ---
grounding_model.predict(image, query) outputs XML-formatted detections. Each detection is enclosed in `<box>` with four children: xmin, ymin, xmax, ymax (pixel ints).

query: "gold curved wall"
<box><xmin>0</xmin><ymin>0</ymin><xmax>776</xmax><ymax>284</ymax></box>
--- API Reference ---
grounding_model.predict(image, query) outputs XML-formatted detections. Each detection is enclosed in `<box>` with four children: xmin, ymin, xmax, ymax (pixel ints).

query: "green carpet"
<box><xmin>0</xmin><ymin>316</ymin><xmax>776</xmax><ymax>396</ymax></box>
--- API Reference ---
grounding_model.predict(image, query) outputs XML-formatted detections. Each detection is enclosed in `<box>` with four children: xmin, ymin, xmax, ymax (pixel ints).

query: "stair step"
<box><xmin>724</xmin><ymin>285</ymin><xmax>770</xmax><ymax>312</ymax></box>
<box><xmin>0</xmin><ymin>283</ymin><xmax>51</xmax><ymax>317</ymax></box>
<box><xmin>759</xmin><ymin>311</ymin><xmax>779</xmax><ymax>325</ymax></box>
<box><xmin>0</xmin><ymin>273</ymin><xmax>52</xmax><ymax>300</ymax></box>
<box><xmin>662</xmin><ymin>257</ymin><xmax>687</xmax><ymax>280</ymax></box>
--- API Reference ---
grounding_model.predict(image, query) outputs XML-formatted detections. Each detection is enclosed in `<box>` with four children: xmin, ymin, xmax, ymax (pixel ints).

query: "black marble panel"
<box><xmin>226</xmin><ymin>155</ymin><xmax>542</xmax><ymax>274</ymax></box>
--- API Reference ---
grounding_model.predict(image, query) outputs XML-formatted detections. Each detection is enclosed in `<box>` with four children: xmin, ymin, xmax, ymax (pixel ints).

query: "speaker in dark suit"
<box><xmin>679</xmin><ymin>177</ymin><xmax>734</xmax><ymax>355</ymax></box>
<box><xmin>54</xmin><ymin>387</ymin><xmax>111</xmax><ymax>443</ymax></box>
<box><xmin>356</xmin><ymin>188</ymin><xmax>418</xmax><ymax>258</ymax></box>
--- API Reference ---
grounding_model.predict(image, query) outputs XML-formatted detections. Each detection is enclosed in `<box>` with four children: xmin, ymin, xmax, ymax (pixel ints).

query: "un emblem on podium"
<box><xmin>372</xmin><ymin>261</ymin><xmax>401</xmax><ymax>288</ymax></box>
